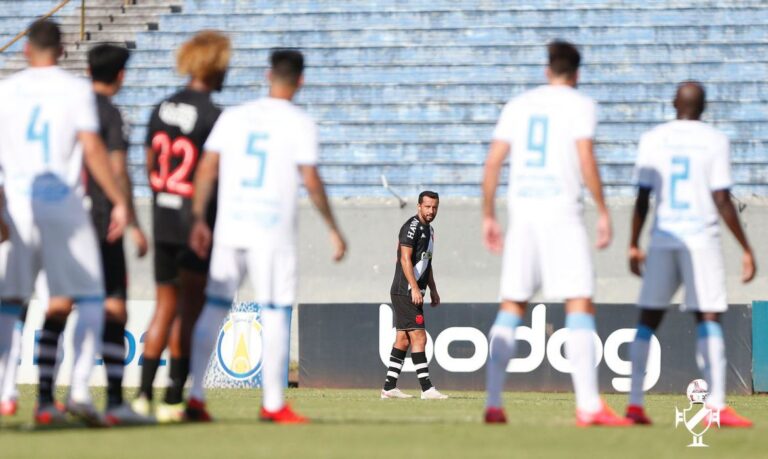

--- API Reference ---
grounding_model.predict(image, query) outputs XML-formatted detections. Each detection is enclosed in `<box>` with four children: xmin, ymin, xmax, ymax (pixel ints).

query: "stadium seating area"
<box><xmin>1</xmin><ymin>0</ymin><xmax>767</xmax><ymax>197</ymax></box>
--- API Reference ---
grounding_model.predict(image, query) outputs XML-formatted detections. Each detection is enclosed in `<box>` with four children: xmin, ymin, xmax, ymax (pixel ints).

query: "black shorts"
<box><xmin>391</xmin><ymin>293</ymin><xmax>425</xmax><ymax>330</ymax></box>
<box><xmin>154</xmin><ymin>242</ymin><xmax>210</xmax><ymax>284</ymax></box>
<box><xmin>99</xmin><ymin>238</ymin><xmax>127</xmax><ymax>300</ymax></box>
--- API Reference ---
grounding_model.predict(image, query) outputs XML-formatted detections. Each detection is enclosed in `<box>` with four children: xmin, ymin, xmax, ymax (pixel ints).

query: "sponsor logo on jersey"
<box><xmin>159</xmin><ymin>102</ymin><xmax>198</xmax><ymax>134</ymax></box>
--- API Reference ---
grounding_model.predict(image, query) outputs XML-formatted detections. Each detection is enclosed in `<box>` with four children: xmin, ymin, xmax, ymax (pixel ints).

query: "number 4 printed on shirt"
<box><xmin>27</xmin><ymin>105</ymin><xmax>50</xmax><ymax>164</ymax></box>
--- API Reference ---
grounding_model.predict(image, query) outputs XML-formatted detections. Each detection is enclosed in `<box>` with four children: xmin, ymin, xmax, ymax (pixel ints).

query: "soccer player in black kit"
<box><xmin>381</xmin><ymin>191</ymin><xmax>448</xmax><ymax>400</ymax></box>
<box><xmin>132</xmin><ymin>31</ymin><xmax>231</xmax><ymax>422</ymax></box>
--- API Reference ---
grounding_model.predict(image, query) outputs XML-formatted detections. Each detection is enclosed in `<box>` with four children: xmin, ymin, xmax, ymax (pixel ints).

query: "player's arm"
<box><xmin>427</xmin><ymin>267</ymin><xmax>440</xmax><ymax>307</ymax></box>
<box><xmin>79</xmin><ymin>131</ymin><xmax>128</xmax><ymax>242</ymax></box>
<box><xmin>713</xmin><ymin>190</ymin><xmax>756</xmax><ymax>282</ymax></box>
<box><xmin>629</xmin><ymin>187</ymin><xmax>651</xmax><ymax>276</ymax></box>
<box><xmin>188</xmin><ymin>150</ymin><xmax>219</xmax><ymax>258</ymax></box>
<box><xmin>482</xmin><ymin>140</ymin><xmax>510</xmax><ymax>254</ymax></box>
<box><xmin>577</xmin><ymin>138</ymin><xmax>612</xmax><ymax>249</ymax></box>
<box><xmin>399</xmin><ymin>245</ymin><xmax>423</xmax><ymax>306</ymax></box>
<box><xmin>299</xmin><ymin>165</ymin><xmax>346</xmax><ymax>262</ymax></box>
<box><xmin>108</xmin><ymin>150</ymin><xmax>148</xmax><ymax>256</ymax></box>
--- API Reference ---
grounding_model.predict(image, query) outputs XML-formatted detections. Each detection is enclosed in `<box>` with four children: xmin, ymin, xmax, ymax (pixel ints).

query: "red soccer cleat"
<box><xmin>708</xmin><ymin>405</ymin><xmax>753</xmax><ymax>428</ymax></box>
<box><xmin>484</xmin><ymin>407</ymin><xmax>507</xmax><ymax>424</ymax></box>
<box><xmin>576</xmin><ymin>401</ymin><xmax>632</xmax><ymax>427</ymax></box>
<box><xmin>260</xmin><ymin>404</ymin><xmax>308</xmax><ymax>424</ymax></box>
<box><xmin>625</xmin><ymin>404</ymin><xmax>652</xmax><ymax>425</ymax></box>
<box><xmin>0</xmin><ymin>399</ymin><xmax>18</xmax><ymax>416</ymax></box>
<box><xmin>185</xmin><ymin>398</ymin><xmax>213</xmax><ymax>423</ymax></box>
<box><xmin>34</xmin><ymin>403</ymin><xmax>67</xmax><ymax>426</ymax></box>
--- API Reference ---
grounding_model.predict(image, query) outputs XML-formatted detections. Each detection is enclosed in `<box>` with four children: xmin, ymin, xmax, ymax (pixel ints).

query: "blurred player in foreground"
<box><xmin>186</xmin><ymin>49</ymin><xmax>346</xmax><ymax>423</ymax></box>
<box><xmin>624</xmin><ymin>81</ymin><xmax>755</xmax><ymax>427</ymax></box>
<box><xmin>0</xmin><ymin>19</ymin><xmax>128</xmax><ymax>426</ymax></box>
<box><xmin>481</xmin><ymin>40</ymin><xmax>629</xmax><ymax>426</ymax></box>
<box><xmin>381</xmin><ymin>191</ymin><xmax>448</xmax><ymax>400</ymax></box>
<box><xmin>133</xmin><ymin>31</ymin><xmax>230</xmax><ymax>423</ymax></box>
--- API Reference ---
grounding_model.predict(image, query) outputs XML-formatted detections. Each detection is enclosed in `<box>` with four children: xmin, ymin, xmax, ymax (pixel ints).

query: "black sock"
<box><xmin>412</xmin><ymin>351</ymin><xmax>433</xmax><ymax>391</ymax></box>
<box><xmin>164</xmin><ymin>357</ymin><xmax>190</xmax><ymax>405</ymax></box>
<box><xmin>138</xmin><ymin>358</ymin><xmax>161</xmax><ymax>401</ymax></box>
<box><xmin>383</xmin><ymin>348</ymin><xmax>407</xmax><ymax>391</ymax></box>
<box><xmin>37</xmin><ymin>317</ymin><xmax>65</xmax><ymax>405</ymax></box>
<box><xmin>103</xmin><ymin>319</ymin><xmax>126</xmax><ymax>408</ymax></box>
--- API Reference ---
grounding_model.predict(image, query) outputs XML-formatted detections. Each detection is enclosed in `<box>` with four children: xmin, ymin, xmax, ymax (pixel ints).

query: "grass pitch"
<box><xmin>1</xmin><ymin>386</ymin><xmax>767</xmax><ymax>458</ymax></box>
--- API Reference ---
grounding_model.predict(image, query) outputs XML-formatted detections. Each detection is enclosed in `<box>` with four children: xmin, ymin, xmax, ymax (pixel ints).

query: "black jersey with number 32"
<box><xmin>390</xmin><ymin>215</ymin><xmax>434</xmax><ymax>296</ymax></box>
<box><xmin>146</xmin><ymin>89</ymin><xmax>221</xmax><ymax>244</ymax></box>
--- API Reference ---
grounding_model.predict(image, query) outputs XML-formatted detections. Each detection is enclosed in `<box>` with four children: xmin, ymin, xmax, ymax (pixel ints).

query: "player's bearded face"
<box><xmin>418</xmin><ymin>197</ymin><xmax>439</xmax><ymax>222</ymax></box>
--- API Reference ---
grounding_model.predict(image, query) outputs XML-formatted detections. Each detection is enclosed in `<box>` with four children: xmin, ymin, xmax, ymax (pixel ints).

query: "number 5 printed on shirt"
<box><xmin>27</xmin><ymin>105</ymin><xmax>50</xmax><ymax>164</ymax></box>
<box><xmin>243</xmin><ymin>132</ymin><xmax>268</xmax><ymax>188</ymax></box>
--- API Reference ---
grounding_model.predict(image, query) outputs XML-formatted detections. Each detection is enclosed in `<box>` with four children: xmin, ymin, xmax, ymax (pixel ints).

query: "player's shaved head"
<box><xmin>27</xmin><ymin>19</ymin><xmax>62</xmax><ymax>54</ymax></box>
<box><xmin>674</xmin><ymin>81</ymin><xmax>706</xmax><ymax>120</ymax></box>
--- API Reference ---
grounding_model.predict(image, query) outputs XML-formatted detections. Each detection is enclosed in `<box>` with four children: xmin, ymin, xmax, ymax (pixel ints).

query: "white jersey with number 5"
<box><xmin>493</xmin><ymin>85</ymin><xmax>597</xmax><ymax>220</ymax></box>
<box><xmin>0</xmin><ymin>66</ymin><xmax>98</xmax><ymax>214</ymax></box>
<box><xmin>634</xmin><ymin>120</ymin><xmax>732</xmax><ymax>249</ymax></box>
<box><xmin>204</xmin><ymin>97</ymin><xmax>318</xmax><ymax>249</ymax></box>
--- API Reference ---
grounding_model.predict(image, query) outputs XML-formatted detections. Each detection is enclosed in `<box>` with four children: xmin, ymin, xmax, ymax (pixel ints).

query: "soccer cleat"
<box><xmin>185</xmin><ymin>398</ymin><xmax>213</xmax><ymax>423</ymax></box>
<box><xmin>66</xmin><ymin>400</ymin><xmax>109</xmax><ymax>428</ymax></box>
<box><xmin>131</xmin><ymin>395</ymin><xmax>151</xmax><ymax>418</ymax></box>
<box><xmin>707</xmin><ymin>405</ymin><xmax>753</xmax><ymax>428</ymax></box>
<box><xmin>380</xmin><ymin>388</ymin><xmax>414</xmax><ymax>399</ymax></box>
<box><xmin>421</xmin><ymin>387</ymin><xmax>449</xmax><ymax>400</ymax></box>
<box><xmin>484</xmin><ymin>407</ymin><xmax>507</xmax><ymax>424</ymax></box>
<box><xmin>625</xmin><ymin>404</ymin><xmax>652</xmax><ymax>425</ymax></box>
<box><xmin>34</xmin><ymin>403</ymin><xmax>67</xmax><ymax>426</ymax></box>
<box><xmin>576</xmin><ymin>401</ymin><xmax>632</xmax><ymax>427</ymax></box>
<box><xmin>0</xmin><ymin>399</ymin><xmax>18</xmax><ymax>416</ymax></box>
<box><xmin>105</xmin><ymin>404</ymin><xmax>156</xmax><ymax>426</ymax></box>
<box><xmin>156</xmin><ymin>402</ymin><xmax>185</xmax><ymax>424</ymax></box>
<box><xmin>260</xmin><ymin>405</ymin><xmax>308</xmax><ymax>424</ymax></box>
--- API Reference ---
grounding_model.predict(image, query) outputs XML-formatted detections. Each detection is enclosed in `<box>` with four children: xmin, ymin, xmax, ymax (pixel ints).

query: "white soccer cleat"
<box><xmin>105</xmin><ymin>403</ymin><xmax>156</xmax><ymax>426</ymax></box>
<box><xmin>131</xmin><ymin>395</ymin><xmax>151</xmax><ymax>417</ymax></box>
<box><xmin>155</xmin><ymin>402</ymin><xmax>185</xmax><ymax>424</ymax></box>
<box><xmin>380</xmin><ymin>388</ymin><xmax>414</xmax><ymax>399</ymax></box>
<box><xmin>420</xmin><ymin>387</ymin><xmax>448</xmax><ymax>400</ymax></box>
<box><xmin>66</xmin><ymin>400</ymin><xmax>109</xmax><ymax>427</ymax></box>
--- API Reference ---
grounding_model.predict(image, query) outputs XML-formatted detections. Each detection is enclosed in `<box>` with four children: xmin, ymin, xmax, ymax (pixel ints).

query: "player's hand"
<box><xmin>742</xmin><ymin>250</ymin><xmax>756</xmax><ymax>283</ymax></box>
<box><xmin>189</xmin><ymin>219</ymin><xmax>212</xmax><ymax>259</ymax></box>
<box><xmin>0</xmin><ymin>218</ymin><xmax>9</xmax><ymax>243</ymax></box>
<box><xmin>411</xmin><ymin>288</ymin><xmax>424</xmax><ymax>306</ymax></box>
<box><xmin>107</xmin><ymin>203</ymin><xmax>129</xmax><ymax>243</ymax></box>
<box><xmin>329</xmin><ymin>229</ymin><xmax>346</xmax><ymax>262</ymax></box>
<box><xmin>130</xmin><ymin>226</ymin><xmax>149</xmax><ymax>258</ymax></box>
<box><xmin>430</xmin><ymin>290</ymin><xmax>441</xmax><ymax>307</ymax></box>
<box><xmin>629</xmin><ymin>245</ymin><xmax>645</xmax><ymax>277</ymax></box>
<box><xmin>596</xmin><ymin>210</ymin><xmax>612</xmax><ymax>249</ymax></box>
<box><xmin>483</xmin><ymin>216</ymin><xmax>503</xmax><ymax>254</ymax></box>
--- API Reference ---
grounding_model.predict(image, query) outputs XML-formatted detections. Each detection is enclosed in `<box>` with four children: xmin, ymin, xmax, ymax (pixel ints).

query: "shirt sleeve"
<box><xmin>398</xmin><ymin>220</ymin><xmax>416</xmax><ymax>247</ymax></box>
<box><xmin>709</xmin><ymin>134</ymin><xmax>733</xmax><ymax>191</ymax></box>
<box><xmin>491</xmin><ymin>101</ymin><xmax>515</xmax><ymax>143</ymax></box>
<box><xmin>203</xmin><ymin>111</ymin><xmax>228</xmax><ymax>154</ymax></box>
<box><xmin>572</xmin><ymin>98</ymin><xmax>597</xmax><ymax>140</ymax></box>
<box><xmin>74</xmin><ymin>83</ymin><xmax>99</xmax><ymax>133</ymax></box>
<box><xmin>633</xmin><ymin>133</ymin><xmax>654</xmax><ymax>188</ymax></box>
<box><xmin>104</xmin><ymin>106</ymin><xmax>129</xmax><ymax>152</ymax></box>
<box><xmin>294</xmin><ymin>117</ymin><xmax>318</xmax><ymax>165</ymax></box>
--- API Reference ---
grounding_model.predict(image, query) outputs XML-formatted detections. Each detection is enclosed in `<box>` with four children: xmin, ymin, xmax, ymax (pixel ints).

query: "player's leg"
<box><xmin>381</xmin><ymin>327</ymin><xmax>411</xmax><ymax>399</ymax></box>
<box><xmin>186</xmin><ymin>245</ymin><xmax>244</xmax><ymax>421</ymax></box>
<box><xmin>0</xmin><ymin>304</ymin><xmax>27</xmax><ymax>416</ymax></box>
<box><xmin>410</xmin><ymin>328</ymin><xmax>447</xmax><ymax>399</ymax></box>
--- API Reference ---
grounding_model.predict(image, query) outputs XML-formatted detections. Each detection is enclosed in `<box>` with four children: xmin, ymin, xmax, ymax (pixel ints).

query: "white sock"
<box><xmin>1</xmin><ymin>318</ymin><xmax>24</xmax><ymax>401</ymax></box>
<box><xmin>628</xmin><ymin>325</ymin><xmax>653</xmax><ymax>407</ymax></box>
<box><xmin>565</xmin><ymin>313</ymin><xmax>602</xmax><ymax>413</ymax></box>
<box><xmin>261</xmin><ymin>307</ymin><xmax>292</xmax><ymax>412</ymax></box>
<box><xmin>485</xmin><ymin>311</ymin><xmax>521</xmax><ymax>409</ymax></box>
<box><xmin>69</xmin><ymin>299</ymin><xmax>104</xmax><ymax>404</ymax></box>
<box><xmin>0</xmin><ymin>304</ymin><xmax>21</xmax><ymax>392</ymax></box>
<box><xmin>696</xmin><ymin>321</ymin><xmax>726</xmax><ymax>409</ymax></box>
<box><xmin>189</xmin><ymin>304</ymin><xmax>229</xmax><ymax>401</ymax></box>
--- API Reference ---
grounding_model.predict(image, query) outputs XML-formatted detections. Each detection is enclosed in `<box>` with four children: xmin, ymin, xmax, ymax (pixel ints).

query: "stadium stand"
<box><xmin>1</xmin><ymin>0</ymin><xmax>767</xmax><ymax>197</ymax></box>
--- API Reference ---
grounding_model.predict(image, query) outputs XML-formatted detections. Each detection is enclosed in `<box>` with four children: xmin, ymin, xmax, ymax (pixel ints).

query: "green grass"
<box><xmin>1</xmin><ymin>386</ymin><xmax>767</xmax><ymax>458</ymax></box>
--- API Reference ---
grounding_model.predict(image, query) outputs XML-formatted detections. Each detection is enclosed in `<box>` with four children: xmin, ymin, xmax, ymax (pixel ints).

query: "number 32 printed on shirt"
<box><xmin>149</xmin><ymin>132</ymin><xmax>198</xmax><ymax>198</ymax></box>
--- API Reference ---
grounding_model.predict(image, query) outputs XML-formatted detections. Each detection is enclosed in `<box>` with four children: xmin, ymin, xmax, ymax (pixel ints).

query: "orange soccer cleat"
<box><xmin>625</xmin><ymin>404</ymin><xmax>653</xmax><ymax>425</ymax></box>
<box><xmin>484</xmin><ymin>407</ymin><xmax>507</xmax><ymax>424</ymax></box>
<box><xmin>707</xmin><ymin>405</ymin><xmax>753</xmax><ymax>428</ymax></box>
<box><xmin>260</xmin><ymin>404</ymin><xmax>308</xmax><ymax>424</ymax></box>
<box><xmin>576</xmin><ymin>401</ymin><xmax>632</xmax><ymax>427</ymax></box>
<box><xmin>0</xmin><ymin>399</ymin><xmax>18</xmax><ymax>416</ymax></box>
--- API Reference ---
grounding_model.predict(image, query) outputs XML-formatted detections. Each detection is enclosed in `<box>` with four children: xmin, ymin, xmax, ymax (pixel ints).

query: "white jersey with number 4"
<box><xmin>0</xmin><ymin>66</ymin><xmax>98</xmax><ymax>215</ymax></box>
<box><xmin>634</xmin><ymin>120</ymin><xmax>732</xmax><ymax>249</ymax></box>
<box><xmin>493</xmin><ymin>84</ymin><xmax>597</xmax><ymax>220</ymax></box>
<box><xmin>204</xmin><ymin>97</ymin><xmax>318</xmax><ymax>249</ymax></box>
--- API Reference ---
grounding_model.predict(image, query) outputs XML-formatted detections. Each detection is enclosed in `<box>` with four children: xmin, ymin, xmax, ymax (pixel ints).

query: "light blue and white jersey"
<box><xmin>493</xmin><ymin>85</ymin><xmax>597</xmax><ymax>221</ymax></box>
<box><xmin>204</xmin><ymin>97</ymin><xmax>318</xmax><ymax>249</ymax></box>
<box><xmin>634</xmin><ymin>120</ymin><xmax>732</xmax><ymax>248</ymax></box>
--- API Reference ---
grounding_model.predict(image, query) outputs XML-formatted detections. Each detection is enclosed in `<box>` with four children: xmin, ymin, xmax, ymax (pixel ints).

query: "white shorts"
<box><xmin>637</xmin><ymin>245</ymin><xmax>727</xmax><ymax>312</ymax></box>
<box><xmin>499</xmin><ymin>217</ymin><xmax>594</xmax><ymax>301</ymax></box>
<box><xmin>205</xmin><ymin>243</ymin><xmax>297</xmax><ymax>307</ymax></box>
<box><xmin>0</xmin><ymin>200</ymin><xmax>104</xmax><ymax>301</ymax></box>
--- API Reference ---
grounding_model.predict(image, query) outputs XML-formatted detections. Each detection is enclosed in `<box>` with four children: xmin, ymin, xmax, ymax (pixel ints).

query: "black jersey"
<box><xmin>86</xmin><ymin>93</ymin><xmax>128</xmax><ymax>240</ymax></box>
<box><xmin>146</xmin><ymin>89</ymin><xmax>221</xmax><ymax>244</ymax></box>
<box><xmin>390</xmin><ymin>215</ymin><xmax>434</xmax><ymax>296</ymax></box>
